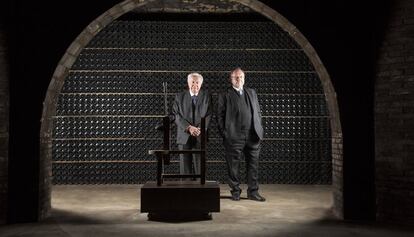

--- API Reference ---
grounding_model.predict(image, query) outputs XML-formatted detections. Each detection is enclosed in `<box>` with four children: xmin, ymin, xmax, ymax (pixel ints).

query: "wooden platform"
<box><xmin>140</xmin><ymin>181</ymin><xmax>220</xmax><ymax>216</ymax></box>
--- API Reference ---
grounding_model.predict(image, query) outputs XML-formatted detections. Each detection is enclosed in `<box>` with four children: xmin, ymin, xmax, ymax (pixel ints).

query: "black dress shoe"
<box><xmin>247</xmin><ymin>193</ymin><xmax>266</xmax><ymax>202</ymax></box>
<box><xmin>231</xmin><ymin>192</ymin><xmax>240</xmax><ymax>201</ymax></box>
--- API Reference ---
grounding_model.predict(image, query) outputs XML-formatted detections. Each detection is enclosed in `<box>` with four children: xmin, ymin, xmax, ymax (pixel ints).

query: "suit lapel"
<box><xmin>195</xmin><ymin>90</ymin><xmax>206</xmax><ymax>119</ymax></box>
<box><xmin>184</xmin><ymin>91</ymin><xmax>190</xmax><ymax>105</ymax></box>
<box><xmin>183</xmin><ymin>91</ymin><xmax>192</xmax><ymax>118</ymax></box>
<box><xmin>244</xmin><ymin>87</ymin><xmax>255</xmax><ymax>113</ymax></box>
<box><xmin>227</xmin><ymin>87</ymin><xmax>235</xmax><ymax>105</ymax></box>
<box><xmin>195</xmin><ymin>90</ymin><xmax>203</xmax><ymax>106</ymax></box>
<box><xmin>244</xmin><ymin>87</ymin><xmax>251</xmax><ymax>101</ymax></box>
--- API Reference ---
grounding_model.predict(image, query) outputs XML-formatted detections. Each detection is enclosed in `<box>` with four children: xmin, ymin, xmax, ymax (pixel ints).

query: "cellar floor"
<box><xmin>1</xmin><ymin>184</ymin><xmax>413</xmax><ymax>237</ymax></box>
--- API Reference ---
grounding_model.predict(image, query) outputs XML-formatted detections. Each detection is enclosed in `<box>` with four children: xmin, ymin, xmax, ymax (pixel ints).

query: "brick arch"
<box><xmin>40</xmin><ymin>0</ymin><xmax>343</xmax><ymax>219</ymax></box>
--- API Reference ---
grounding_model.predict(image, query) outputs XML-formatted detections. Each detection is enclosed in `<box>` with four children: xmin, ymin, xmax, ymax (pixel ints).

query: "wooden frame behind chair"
<box><xmin>149</xmin><ymin>116</ymin><xmax>206</xmax><ymax>186</ymax></box>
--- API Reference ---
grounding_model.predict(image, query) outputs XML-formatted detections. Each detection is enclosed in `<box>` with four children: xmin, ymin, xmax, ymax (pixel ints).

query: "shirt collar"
<box><xmin>232</xmin><ymin>86</ymin><xmax>243</xmax><ymax>92</ymax></box>
<box><xmin>189</xmin><ymin>90</ymin><xmax>198</xmax><ymax>97</ymax></box>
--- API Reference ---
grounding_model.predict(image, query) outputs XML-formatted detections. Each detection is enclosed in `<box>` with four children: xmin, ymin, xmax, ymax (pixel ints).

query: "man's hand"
<box><xmin>187</xmin><ymin>125</ymin><xmax>201</xmax><ymax>137</ymax></box>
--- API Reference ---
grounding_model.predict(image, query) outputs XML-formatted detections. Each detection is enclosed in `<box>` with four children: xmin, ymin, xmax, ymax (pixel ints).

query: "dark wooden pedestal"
<box><xmin>143</xmin><ymin>117</ymin><xmax>219</xmax><ymax>220</ymax></box>
<box><xmin>141</xmin><ymin>181</ymin><xmax>220</xmax><ymax>220</ymax></box>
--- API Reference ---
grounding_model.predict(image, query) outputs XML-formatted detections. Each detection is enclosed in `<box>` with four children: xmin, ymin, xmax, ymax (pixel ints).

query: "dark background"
<box><xmin>4</xmin><ymin>0</ymin><xmax>389</xmax><ymax>222</ymax></box>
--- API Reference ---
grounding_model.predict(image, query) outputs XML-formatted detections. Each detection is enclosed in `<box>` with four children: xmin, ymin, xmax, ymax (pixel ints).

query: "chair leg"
<box><xmin>157</xmin><ymin>155</ymin><xmax>162</xmax><ymax>186</ymax></box>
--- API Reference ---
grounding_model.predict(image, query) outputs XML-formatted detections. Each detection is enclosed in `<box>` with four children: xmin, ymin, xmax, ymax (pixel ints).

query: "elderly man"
<box><xmin>217</xmin><ymin>68</ymin><xmax>265</xmax><ymax>201</ymax></box>
<box><xmin>172</xmin><ymin>73</ymin><xmax>211</xmax><ymax>176</ymax></box>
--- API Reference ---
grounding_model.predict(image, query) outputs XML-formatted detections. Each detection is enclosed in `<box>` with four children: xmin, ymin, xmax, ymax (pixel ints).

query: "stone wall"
<box><xmin>0</xmin><ymin>20</ymin><xmax>10</xmax><ymax>224</ymax></box>
<box><xmin>375</xmin><ymin>0</ymin><xmax>414</xmax><ymax>225</ymax></box>
<box><xmin>332</xmin><ymin>134</ymin><xmax>343</xmax><ymax>218</ymax></box>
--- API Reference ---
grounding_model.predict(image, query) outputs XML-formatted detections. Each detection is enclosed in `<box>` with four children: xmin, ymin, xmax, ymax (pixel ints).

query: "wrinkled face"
<box><xmin>230</xmin><ymin>70</ymin><xmax>245</xmax><ymax>89</ymax></box>
<box><xmin>188</xmin><ymin>76</ymin><xmax>202</xmax><ymax>94</ymax></box>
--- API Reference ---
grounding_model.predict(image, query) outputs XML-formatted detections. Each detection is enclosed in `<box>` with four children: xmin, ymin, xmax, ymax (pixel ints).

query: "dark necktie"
<box><xmin>191</xmin><ymin>95</ymin><xmax>197</xmax><ymax>105</ymax></box>
<box><xmin>191</xmin><ymin>95</ymin><xmax>197</xmax><ymax>124</ymax></box>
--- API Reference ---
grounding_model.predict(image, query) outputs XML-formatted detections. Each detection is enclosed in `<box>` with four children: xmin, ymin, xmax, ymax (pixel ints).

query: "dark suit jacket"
<box><xmin>217</xmin><ymin>87</ymin><xmax>264</xmax><ymax>140</ymax></box>
<box><xmin>172</xmin><ymin>89</ymin><xmax>211</xmax><ymax>145</ymax></box>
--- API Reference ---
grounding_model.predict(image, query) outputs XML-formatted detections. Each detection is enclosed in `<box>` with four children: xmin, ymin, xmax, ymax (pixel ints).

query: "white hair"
<box><xmin>187</xmin><ymin>72</ymin><xmax>203</xmax><ymax>83</ymax></box>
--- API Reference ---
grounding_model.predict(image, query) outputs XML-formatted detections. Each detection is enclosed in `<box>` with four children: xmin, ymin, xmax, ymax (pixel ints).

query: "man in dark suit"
<box><xmin>217</xmin><ymin>68</ymin><xmax>266</xmax><ymax>201</ymax></box>
<box><xmin>172</xmin><ymin>73</ymin><xmax>211</xmax><ymax>176</ymax></box>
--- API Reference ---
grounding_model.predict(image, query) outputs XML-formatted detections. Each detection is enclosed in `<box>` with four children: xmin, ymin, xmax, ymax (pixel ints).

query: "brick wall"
<box><xmin>0</xmin><ymin>22</ymin><xmax>9</xmax><ymax>224</ymax></box>
<box><xmin>375</xmin><ymin>0</ymin><xmax>414</xmax><ymax>225</ymax></box>
<box><xmin>332</xmin><ymin>134</ymin><xmax>343</xmax><ymax>218</ymax></box>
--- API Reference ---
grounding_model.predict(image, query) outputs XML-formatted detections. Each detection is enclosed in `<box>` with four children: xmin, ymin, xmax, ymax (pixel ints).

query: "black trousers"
<box><xmin>178</xmin><ymin>137</ymin><xmax>200</xmax><ymax>175</ymax></box>
<box><xmin>224</xmin><ymin>129</ymin><xmax>261</xmax><ymax>195</ymax></box>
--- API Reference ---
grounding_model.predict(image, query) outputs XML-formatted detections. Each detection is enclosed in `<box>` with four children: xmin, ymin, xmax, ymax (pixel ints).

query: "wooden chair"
<box><xmin>149</xmin><ymin>116</ymin><xmax>206</xmax><ymax>186</ymax></box>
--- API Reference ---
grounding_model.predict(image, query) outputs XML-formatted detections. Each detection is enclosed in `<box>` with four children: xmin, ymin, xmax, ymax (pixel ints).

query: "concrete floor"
<box><xmin>1</xmin><ymin>184</ymin><xmax>413</xmax><ymax>237</ymax></box>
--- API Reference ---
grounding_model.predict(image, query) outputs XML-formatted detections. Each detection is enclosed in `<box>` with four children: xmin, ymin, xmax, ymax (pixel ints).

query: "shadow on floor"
<box><xmin>49</xmin><ymin>208</ymin><xmax>139</xmax><ymax>225</ymax></box>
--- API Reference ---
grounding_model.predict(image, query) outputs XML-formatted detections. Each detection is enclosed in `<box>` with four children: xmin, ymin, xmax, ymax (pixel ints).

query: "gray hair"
<box><xmin>187</xmin><ymin>72</ymin><xmax>203</xmax><ymax>83</ymax></box>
